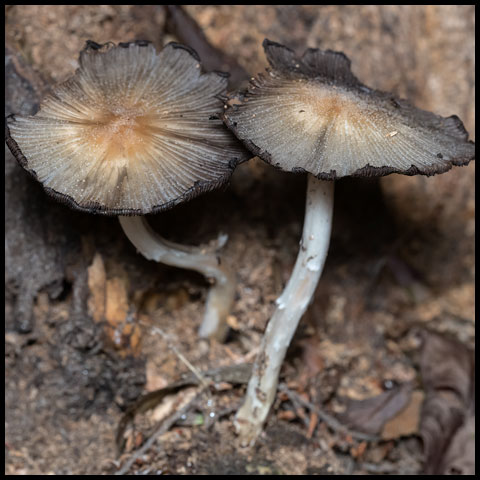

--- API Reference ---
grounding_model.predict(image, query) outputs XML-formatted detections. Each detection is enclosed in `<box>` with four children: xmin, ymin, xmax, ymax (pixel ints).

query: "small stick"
<box><xmin>278</xmin><ymin>383</ymin><xmax>379</xmax><ymax>442</ymax></box>
<box><xmin>115</xmin><ymin>388</ymin><xmax>207</xmax><ymax>475</ymax></box>
<box><xmin>148</xmin><ymin>325</ymin><xmax>210</xmax><ymax>389</ymax></box>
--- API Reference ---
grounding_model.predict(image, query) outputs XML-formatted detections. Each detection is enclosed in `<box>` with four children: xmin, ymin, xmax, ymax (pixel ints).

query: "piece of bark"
<box><xmin>5</xmin><ymin>45</ymin><xmax>68</xmax><ymax>332</ymax></box>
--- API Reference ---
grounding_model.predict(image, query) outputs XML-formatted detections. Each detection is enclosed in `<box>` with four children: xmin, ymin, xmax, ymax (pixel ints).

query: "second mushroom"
<box><xmin>5</xmin><ymin>40</ymin><xmax>249</xmax><ymax>341</ymax></box>
<box><xmin>222</xmin><ymin>39</ymin><xmax>475</xmax><ymax>445</ymax></box>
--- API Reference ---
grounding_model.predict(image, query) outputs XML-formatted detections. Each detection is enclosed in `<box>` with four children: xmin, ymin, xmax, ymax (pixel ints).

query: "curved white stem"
<box><xmin>119</xmin><ymin>215</ymin><xmax>235</xmax><ymax>341</ymax></box>
<box><xmin>234</xmin><ymin>175</ymin><xmax>334</xmax><ymax>446</ymax></box>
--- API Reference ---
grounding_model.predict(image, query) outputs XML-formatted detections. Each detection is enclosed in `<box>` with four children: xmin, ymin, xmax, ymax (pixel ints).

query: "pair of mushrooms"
<box><xmin>6</xmin><ymin>39</ymin><xmax>474</xmax><ymax>446</ymax></box>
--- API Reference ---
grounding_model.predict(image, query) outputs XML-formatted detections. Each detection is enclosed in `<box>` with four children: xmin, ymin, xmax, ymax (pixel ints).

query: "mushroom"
<box><xmin>5</xmin><ymin>40</ymin><xmax>249</xmax><ymax>341</ymax></box>
<box><xmin>222</xmin><ymin>39</ymin><xmax>475</xmax><ymax>444</ymax></box>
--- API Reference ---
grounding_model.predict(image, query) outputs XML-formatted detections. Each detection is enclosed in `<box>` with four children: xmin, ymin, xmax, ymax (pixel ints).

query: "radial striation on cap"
<box><xmin>222</xmin><ymin>39</ymin><xmax>475</xmax><ymax>180</ymax></box>
<box><xmin>6</xmin><ymin>40</ymin><xmax>248</xmax><ymax>215</ymax></box>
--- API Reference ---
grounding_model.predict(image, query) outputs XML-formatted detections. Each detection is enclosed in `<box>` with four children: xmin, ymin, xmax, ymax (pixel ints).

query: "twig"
<box><xmin>115</xmin><ymin>363</ymin><xmax>252</xmax><ymax>454</ymax></box>
<box><xmin>115</xmin><ymin>387</ymin><xmax>207</xmax><ymax>475</ymax></box>
<box><xmin>277</xmin><ymin>383</ymin><xmax>379</xmax><ymax>442</ymax></box>
<box><xmin>357</xmin><ymin>461</ymin><xmax>420</xmax><ymax>474</ymax></box>
<box><xmin>148</xmin><ymin>324</ymin><xmax>210</xmax><ymax>388</ymax></box>
<box><xmin>280</xmin><ymin>385</ymin><xmax>310</xmax><ymax>429</ymax></box>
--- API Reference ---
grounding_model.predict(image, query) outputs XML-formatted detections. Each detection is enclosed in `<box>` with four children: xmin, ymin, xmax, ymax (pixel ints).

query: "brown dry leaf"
<box><xmin>417</xmin><ymin>329</ymin><xmax>475</xmax><ymax>475</ymax></box>
<box><xmin>121</xmin><ymin>322</ymin><xmax>142</xmax><ymax>354</ymax></box>
<box><xmin>87</xmin><ymin>252</ymin><xmax>106</xmax><ymax>323</ymax></box>
<box><xmin>226</xmin><ymin>315</ymin><xmax>240</xmax><ymax>331</ymax></box>
<box><xmin>338</xmin><ymin>382</ymin><xmax>413</xmax><ymax>435</ymax></box>
<box><xmin>381</xmin><ymin>390</ymin><xmax>424</xmax><ymax>440</ymax></box>
<box><xmin>104</xmin><ymin>275</ymin><xmax>139</xmax><ymax>354</ymax></box>
<box><xmin>350</xmin><ymin>441</ymin><xmax>367</xmax><ymax>460</ymax></box>
<box><xmin>87</xmin><ymin>253</ymin><xmax>141</xmax><ymax>355</ymax></box>
<box><xmin>105</xmin><ymin>277</ymin><xmax>129</xmax><ymax>328</ymax></box>
<box><xmin>151</xmin><ymin>386</ymin><xmax>198</xmax><ymax>423</ymax></box>
<box><xmin>306</xmin><ymin>412</ymin><xmax>319</xmax><ymax>439</ymax></box>
<box><xmin>145</xmin><ymin>358</ymin><xmax>169</xmax><ymax>392</ymax></box>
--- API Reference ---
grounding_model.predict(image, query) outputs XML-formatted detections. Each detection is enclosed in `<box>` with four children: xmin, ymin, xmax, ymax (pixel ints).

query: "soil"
<box><xmin>5</xmin><ymin>5</ymin><xmax>475</xmax><ymax>475</ymax></box>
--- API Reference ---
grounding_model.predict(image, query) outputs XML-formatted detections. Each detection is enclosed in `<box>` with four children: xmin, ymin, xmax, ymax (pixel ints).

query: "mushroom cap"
<box><xmin>222</xmin><ymin>39</ymin><xmax>475</xmax><ymax>179</ymax></box>
<box><xmin>5</xmin><ymin>40</ymin><xmax>249</xmax><ymax>215</ymax></box>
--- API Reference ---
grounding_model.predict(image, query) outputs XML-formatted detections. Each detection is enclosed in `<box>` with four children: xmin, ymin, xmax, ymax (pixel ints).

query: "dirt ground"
<box><xmin>5</xmin><ymin>5</ymin><xmax>475</xmax><ymax>475</ymax></box>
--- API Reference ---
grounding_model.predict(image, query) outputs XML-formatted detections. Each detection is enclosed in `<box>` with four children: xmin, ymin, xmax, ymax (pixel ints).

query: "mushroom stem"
<box><xmin>234</xmin><ymin>175</ymin><xmax>334</xmax><ymax>445</ymax></box>
<box><xmin>118</xmin><ymin>215</ymin><xmax>235</xmax><ymax>341</ymax></box>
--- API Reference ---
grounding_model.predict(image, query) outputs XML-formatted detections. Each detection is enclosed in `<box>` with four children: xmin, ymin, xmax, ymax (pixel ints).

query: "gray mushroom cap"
<box><xmin>6</xmin><ymin>40</ymin><xmax>249</xmax><ymax>215</ymax></box>
<box><xmin>222</xmin><ymin>39</ymin><xmax>475</xmax><ymax>179</ymax></box>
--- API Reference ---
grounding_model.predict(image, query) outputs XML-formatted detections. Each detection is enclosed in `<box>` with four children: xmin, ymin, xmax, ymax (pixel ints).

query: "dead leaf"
<box><xmin>338</xmin><ymin>382</ymin><xmax>413</xmax><ymax>435</ymax></box>
<box><xmin>306</xmin><ymin>411</ymin><xmax>318</xmax><ymax>439</ymax></box>
<box><xmin>350</xmin><ymin>440</ymin><xmax>367</xmax><ymax>459</ymax></box>
<box><xmin>145</xmin><ymin>358</ymin><xmax>169</xmax><ymax>392</ymax></box>
<box><xmin>416</xmin><ymin>329</ymin><xmax>475</xmax><ymax>474</ymax></box>
<box><xmin>226</xmin><ymin>315</ymin><xmax>240</xmax><ymax>330</ymax></box>
<box><xmin>105</xmin><ymin>277</ymin><xmax>129</xmax><ymax>327</ymax></box>
<box><xmin>439</xmin><ymin>414</ymin><xmax>475</xmax><ymax>475</ymax></box>
<box><xmin>381</xmin><ymin>390</ymin><xmax>424</xmax><ymax>440</ymax></box>
<box><xmin>87</xmin><ymin>253</ymin><xmax>141</xmax><ymax>355</ymax></box>
<box><xmin>87</xmin><ymin>253</ymin><xmax>106</xmax><ymax>323</ymax></box>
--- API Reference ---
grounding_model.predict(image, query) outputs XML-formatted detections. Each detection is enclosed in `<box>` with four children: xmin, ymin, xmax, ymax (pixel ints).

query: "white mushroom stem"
<box><xmin>234</xmin><ymin>175</ymin><xmax>334</xmax><ymax>446</ymax></box>
<box><xmin>119</xmin><ymin>215</ymin><xmax>235</xmax><ymax>341</ymax></box>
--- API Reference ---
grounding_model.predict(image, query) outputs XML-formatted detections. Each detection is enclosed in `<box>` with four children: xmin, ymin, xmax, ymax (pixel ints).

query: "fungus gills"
<box><xmin>119</xmin><ymin>216</ymin><xmax>235</xmax><ymax>340</ymax></box>
<box><xmin>234</xmin><ymin>176</ymin><xmax>333</xmax><ymax>443</ymax></box>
